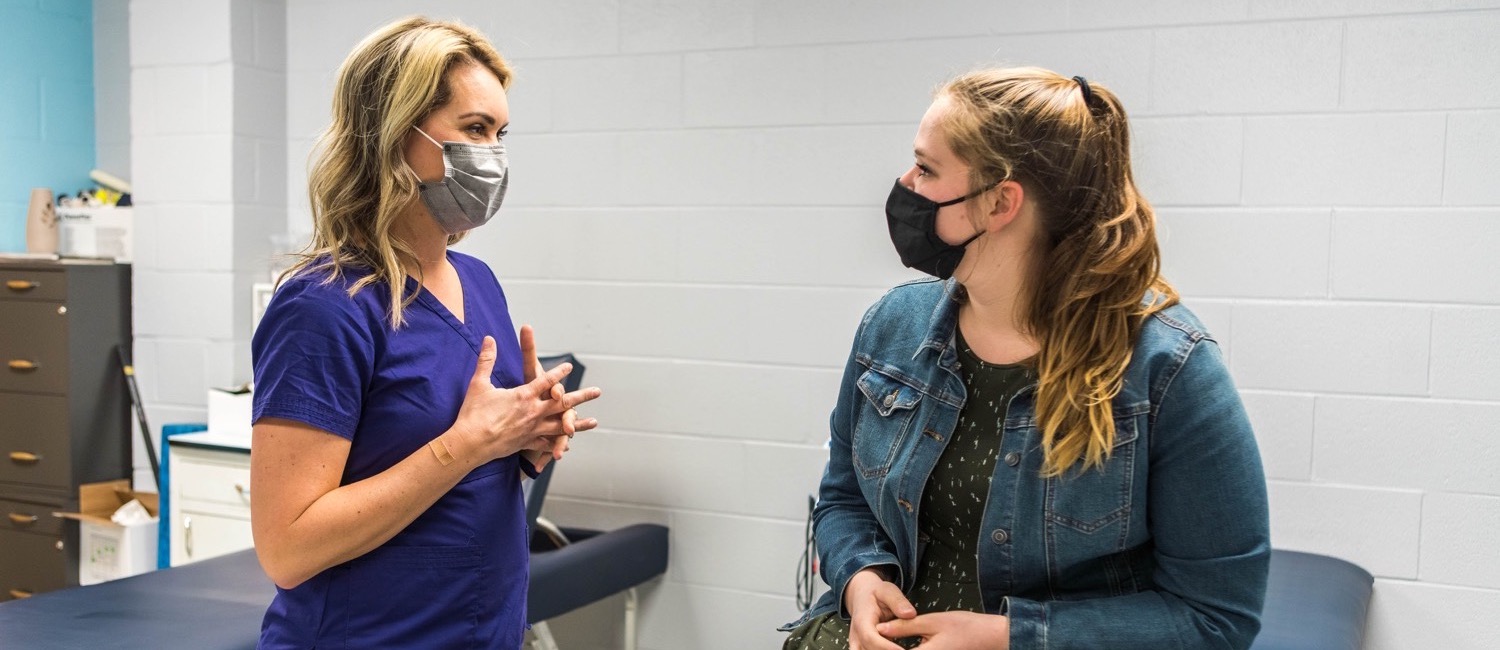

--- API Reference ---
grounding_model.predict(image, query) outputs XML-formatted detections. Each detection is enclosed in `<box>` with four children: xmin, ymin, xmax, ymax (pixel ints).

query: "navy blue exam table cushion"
<box><xmin>0</xmin><ymin>523</ymin><xmax>670</xmax><ymax>648</ymax></box>
<box><xmin>0</xmin><ymin>548</ymin><xmax>270</xmax><ymax>650</ymax></box>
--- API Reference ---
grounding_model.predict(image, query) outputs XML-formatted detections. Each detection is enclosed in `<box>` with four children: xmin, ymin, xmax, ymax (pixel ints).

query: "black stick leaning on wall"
<box><xmin>115</xmin><ymin>344</ymin><xmax>159</xmax><ymax>491</ymax></box>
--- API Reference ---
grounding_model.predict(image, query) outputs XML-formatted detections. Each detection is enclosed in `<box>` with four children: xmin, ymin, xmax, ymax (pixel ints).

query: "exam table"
<box><xmin>0</xmin><ymin>521</ymin><xmax>670</xmax><ymax>650</ymax></box>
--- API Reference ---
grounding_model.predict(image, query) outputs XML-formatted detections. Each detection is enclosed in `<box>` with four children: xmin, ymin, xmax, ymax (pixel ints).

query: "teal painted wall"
<box><xmin>0</xmin><ymin>0</ymin><xmax>95</xmax><ymax>252</ymax></box>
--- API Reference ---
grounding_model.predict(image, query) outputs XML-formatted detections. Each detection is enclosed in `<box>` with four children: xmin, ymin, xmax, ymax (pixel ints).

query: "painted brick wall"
<box><xmin>0</xmin><ymin>0</ymin><xmax>95</xmax><ymax>252</ymax></box>
<box><xmin>127</xmin><ymin>0</ymin><xmax>283</xmax><ymax>488</ymax></box>
<box><xmin>280</xmin><ymin>2</ymin><xmax>1500</xmax><ymax>648</ymax></box>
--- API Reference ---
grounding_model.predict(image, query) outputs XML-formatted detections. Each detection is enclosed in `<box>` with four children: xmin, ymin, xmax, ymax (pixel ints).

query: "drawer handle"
<box><xmin>8</xmin><ymin>589</ymin><xmax>33</xmax><ymax>600</ymax></box>
<box><xmin>184</xmin><ymin>516</ymin><xmax>193</xmax><ymax>558</ymax></box>
<box><xmin>8</xmin><ymin>451</ymin><xmax>40</xmax><ymax>464</ymax></box>
<box><xmin>7</xmin><ymin>360</ymin><xmax>38</xmax><ymax>372</ymax></box>
<box><xmin>4</xmin><ymin>280</ymin><xmax>38</xmax><ymax>292</ymax></box>
<box><xmin>7</xmin><ymin>513</ymin><xmax>38</xmax><ymax>526</ymax></box>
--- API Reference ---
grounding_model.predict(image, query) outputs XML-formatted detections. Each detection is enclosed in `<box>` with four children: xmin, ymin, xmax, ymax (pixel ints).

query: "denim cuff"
<box><xmin>831</xmin><ymin>554</ymin><xmax>901</xmax><ymax>620</ymax></box>
<box><xmin>1002</xmin><ymin>595</ymin><xmax>1048</xmax><ymax>647</ymax></box>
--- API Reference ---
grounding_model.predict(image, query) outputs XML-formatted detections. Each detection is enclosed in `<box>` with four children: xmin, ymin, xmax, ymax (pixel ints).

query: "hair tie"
<box><xmin>1072</xmin><ymin>75</ymin><xmax>1094</xmax><ymax>106</ymax></box>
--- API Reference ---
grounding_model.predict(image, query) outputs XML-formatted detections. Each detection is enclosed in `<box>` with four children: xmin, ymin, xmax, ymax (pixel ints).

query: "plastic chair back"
<box><xmin>523</xmin><ymin>353</ymin><xmax>584</xmax><ymax>534</ymax></box>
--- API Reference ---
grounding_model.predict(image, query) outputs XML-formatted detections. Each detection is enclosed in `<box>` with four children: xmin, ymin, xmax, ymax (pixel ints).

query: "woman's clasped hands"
<box><xmin>451</xmin><ymin>325</ymin><xmax>601</xmax><ymax>473</ymax></box>
<box><xmin>845</xmin><ymin>568</ymin><xmax>1010</xmax><ymax>650</ymax></box>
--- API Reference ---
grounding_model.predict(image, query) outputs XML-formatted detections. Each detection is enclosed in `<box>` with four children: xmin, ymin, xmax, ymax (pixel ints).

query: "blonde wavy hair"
<box><xmin>284</xmin><ymin>16</ymin><xmax>512</xmax><ymax>328</ymax></box>
<box><xmin>939</xmin><ymin>67</ymin><xmax>1178</xmax><ymax>477</ymax></box>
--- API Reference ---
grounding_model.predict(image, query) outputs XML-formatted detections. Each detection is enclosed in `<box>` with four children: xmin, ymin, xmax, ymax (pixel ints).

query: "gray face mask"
<box><xmin>413</xmin><ymin>126</ymin><xmax>509</xmax><ymax>234</ymax></box>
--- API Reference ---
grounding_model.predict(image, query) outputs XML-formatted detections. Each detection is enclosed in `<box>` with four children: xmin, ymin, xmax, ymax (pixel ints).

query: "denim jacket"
<box><xmin>783</xmin><ymin>278</ymin><xmax>1270</xmax><ymax>649</ymax></box>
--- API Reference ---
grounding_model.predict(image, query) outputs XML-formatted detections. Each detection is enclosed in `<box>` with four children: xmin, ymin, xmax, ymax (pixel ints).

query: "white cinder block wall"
<box><xmin>94</xmin><ymin>0</ymin><xmax>131</xmax><ymax>178</ymax></box>
<box><xmin>288</xmin><ymin>2</ymin><xmax>1500</xmax><ymax>649</ymax></box>
<box><xmin>127</xmin><ymin>0</ymin><xmax>284</xmax><ymax>489</ymax></box>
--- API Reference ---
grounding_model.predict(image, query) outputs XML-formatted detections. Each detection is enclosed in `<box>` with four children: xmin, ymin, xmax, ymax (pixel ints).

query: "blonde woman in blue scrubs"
<box><xmin>249</xmin><ymin>17</ymin><xmax>601</xmax><ymax>648</ymax></box>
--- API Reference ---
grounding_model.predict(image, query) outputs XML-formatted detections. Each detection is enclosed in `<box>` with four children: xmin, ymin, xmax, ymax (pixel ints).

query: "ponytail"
<box><xmin>940</xmin><ymin>68</ymin><xmax>1177</xmax><ymax>477</ymax></box>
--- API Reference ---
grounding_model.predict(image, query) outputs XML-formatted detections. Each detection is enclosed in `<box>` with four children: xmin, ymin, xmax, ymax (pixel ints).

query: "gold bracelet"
<box><xmin>429</xmin><ymin>438</ymin><xmax>456</xmax><ymax>466</ymax></box>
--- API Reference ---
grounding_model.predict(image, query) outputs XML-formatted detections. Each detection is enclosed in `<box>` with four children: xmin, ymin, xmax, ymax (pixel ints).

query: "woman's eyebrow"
<box><xmin>455</xmin><ymin>111</ymin><xmax>496</xmax><ymax>125</ymax></box>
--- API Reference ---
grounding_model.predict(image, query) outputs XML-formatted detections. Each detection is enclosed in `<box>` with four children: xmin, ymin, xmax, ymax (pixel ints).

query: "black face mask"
<box><xmin>884</xmin><ymin>179</ymin><xmax>986</xmax><ymax>280</ymax></box>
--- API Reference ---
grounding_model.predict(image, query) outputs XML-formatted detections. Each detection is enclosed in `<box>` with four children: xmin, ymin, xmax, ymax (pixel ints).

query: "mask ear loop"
<box><xmin>412</xmin><ymin>125</ymin><xmax>444</xmax><ymax>149</ymax></box>
<box><xmin>953</xmin><ymin>180</ymin><xmax>1008</xmax><ymax>286</ymax></box>
<box><xmin>406</xmin><ymin>125</ymin><xmax>443</xmax><ymax>188</ymax></box>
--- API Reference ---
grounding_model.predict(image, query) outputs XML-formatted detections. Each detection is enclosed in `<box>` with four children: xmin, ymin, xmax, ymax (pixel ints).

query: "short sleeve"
<box><xmin>251</xmin><ymin>279</ymin><xmax>375</xmax><ymax>440</ymax></box>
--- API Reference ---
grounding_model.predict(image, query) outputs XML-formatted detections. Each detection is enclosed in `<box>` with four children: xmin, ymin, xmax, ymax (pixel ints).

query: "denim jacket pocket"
<box><xmin>852</xmin><ymin>365</ymin><xmax>923</xmax><ymax>479</ymax></box>
<box><xmin>1040</xmin><ymin>404</ymin><xmax>1148</xmax><ymax>597</ymax></box>
<box><xmin>1043</xmin><ymin>402</ymin><xmax>1147</xmax><ymax>535</ymax></box>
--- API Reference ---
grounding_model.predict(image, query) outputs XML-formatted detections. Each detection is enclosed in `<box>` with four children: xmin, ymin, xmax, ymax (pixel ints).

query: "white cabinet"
<box><xmin>168</xmin><ymin>433</ymin><xmax>253</xmax><ymax>567</ymax></box>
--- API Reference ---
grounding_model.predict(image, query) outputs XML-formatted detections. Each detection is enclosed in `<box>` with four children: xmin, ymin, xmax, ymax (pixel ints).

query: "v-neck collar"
<box><xmin>409</xmin><ymin>251</ymin><xmax>481</xmax><ymax>354</ymax></box>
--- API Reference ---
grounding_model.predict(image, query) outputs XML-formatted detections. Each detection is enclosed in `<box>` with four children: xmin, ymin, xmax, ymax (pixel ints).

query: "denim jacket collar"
<box><xmin>915</xmin><ymin>279</ymin><xmax>965</xmax><ymax>362</ymax></box>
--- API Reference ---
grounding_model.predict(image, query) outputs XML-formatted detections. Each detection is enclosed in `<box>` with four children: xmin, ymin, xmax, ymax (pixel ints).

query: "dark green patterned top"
<box><xmin>909</xmin><ymin>329</ymin><xmax>1033</xmax><ymax>614</ymax></box>
<box><xmin>783</xmin><ymin>328</ymin><xmax>1033</xmax><ymax>650</ymax></box>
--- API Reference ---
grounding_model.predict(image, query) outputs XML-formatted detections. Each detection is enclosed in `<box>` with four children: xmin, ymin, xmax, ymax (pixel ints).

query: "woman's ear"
<box><xmin>984</xmin><ymin>180</ymin><xmax>1026</xmax><ymax>232</ymax></box>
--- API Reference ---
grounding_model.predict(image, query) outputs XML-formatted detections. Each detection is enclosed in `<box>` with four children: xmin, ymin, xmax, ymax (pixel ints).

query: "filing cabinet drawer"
<box><xmin>173</xmin><ymin>447</ymin><xmax>253</xmax><ymax>510</ymax></box>
<box><xmin>0</xmin><ymin>528</ymin><xmax>67</xmax><ymax>600</ymax></box>
<box><xmin>0</xmin><ymin>393</ymin><xmax>70</xmax><ymax>489</ymax></box>
<box><xmin>172</xmin><ymin>510</ymin><xmax>252</xmax><ymax>567</ymax></box>
<box><xmin>0</xmin><ymin>496</ymin><xmax>65</xmax><ymax>537</ymax></box>
<box><xmin>0</xmin><ymin>269</ymin><xmax>66</xmax><ymax>302</ymax></box>
<box><xmin>0</xmin><ymin>300</ymin><xmax>70</xmax><ymax>394</ymax></box>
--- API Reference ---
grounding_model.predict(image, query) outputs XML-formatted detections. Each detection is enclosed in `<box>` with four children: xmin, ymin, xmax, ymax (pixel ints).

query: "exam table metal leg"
<box><xmin>530</xmin><ymin>621</ymin><xmax>561</xmax><ymax>650</ymax></box>
<box><xmin>624</xmin><ymin>587</ymin><xmax>639</xmax><ymax>650</ymax></box>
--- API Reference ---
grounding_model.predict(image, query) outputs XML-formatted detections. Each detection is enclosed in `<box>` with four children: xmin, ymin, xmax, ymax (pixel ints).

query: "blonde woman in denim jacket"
<box><xmin>782</xmin><ymin>68</ymin><xmax>1270</xmax><ymax>650</ymax></box>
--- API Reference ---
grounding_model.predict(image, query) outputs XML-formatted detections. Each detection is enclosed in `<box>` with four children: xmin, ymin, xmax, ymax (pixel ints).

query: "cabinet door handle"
<box><xmin>7</xmin><ymin>360</ymin><xmax>38</xmax><ymax>371</ymax></box>
<box><xmin>8</xmin><ymin>451</ymin><xmax>40</xmax><ymax>464</ymax></box>
<box><xmin>4</xmin><ymin>280</ymin><xmax>38</xmax><ymax>292</ymax></box>
<box><xmin>235</xmin><ymin>484</ymin><xmax>250</xmax><ymax>501</ymax></box>
<box><xmin>7</xmin><ymin>513</ymin><xmax>38</xmax><ymax>526</ymax></box>
<box><xmin>184</xmin><ymin>515</ymin><xmax>193</xmax><ymax>558</ymax></box>
<box><xmin>8</xmin><ymin>589</ymin><xmax>32</xmax><ymax>599</ymax></box>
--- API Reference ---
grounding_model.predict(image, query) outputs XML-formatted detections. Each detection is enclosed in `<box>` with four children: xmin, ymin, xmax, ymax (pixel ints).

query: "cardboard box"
<box><xmin>55</xmin><ymin>480</ymin><xmax>160</xmax><ymax>585</ymax></box>
<box><xmin>208</xmin><ymin>383</ymin><xmax>253</xmax><ymax>437</ymax></box>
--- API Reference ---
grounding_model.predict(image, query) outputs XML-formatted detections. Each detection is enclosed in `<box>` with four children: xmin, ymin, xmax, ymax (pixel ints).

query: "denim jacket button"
<box><xmin>883</xmin><ymin>392</ymin><xmax>897</xmax><ymax>408</ymax></box>
<box><xmin>991</xmin><ymin>529</ymin><xmax>1010</xmax><ymax>544</ymax></box>
<box><xmin>1004</xmin><ymin>452</ymin><xmax>1021</xmax><ymax>467</ymax></box>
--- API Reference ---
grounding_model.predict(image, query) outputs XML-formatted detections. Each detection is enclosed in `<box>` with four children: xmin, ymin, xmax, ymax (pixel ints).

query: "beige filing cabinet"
<box><xmin>0</xmin><ymin>260</ymin><xmax>131</xmax><ymax>600</ymax></box>
<box><xmin>168</xmin><ymin>432</ymin><xmax>253</xmax><ymax>566</ymax></box>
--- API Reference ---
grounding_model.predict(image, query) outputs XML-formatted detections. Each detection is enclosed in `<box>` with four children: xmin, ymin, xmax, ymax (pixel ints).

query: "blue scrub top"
<box><xmin>251</xmin><ymin>251</ymin><xmax>532</xmax><ymax>649</ymax></box>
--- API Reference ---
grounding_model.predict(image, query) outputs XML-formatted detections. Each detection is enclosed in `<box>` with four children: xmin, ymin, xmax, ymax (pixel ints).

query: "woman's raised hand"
<box><xmin>517</xmin><ymin>324</ymin><xmax>598</xmax><ymax>470</ymax></box>
<box><xmin>451</xmin><ymin>334</ymin><xmax>601</xmax><ymax>468</ymax></box>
